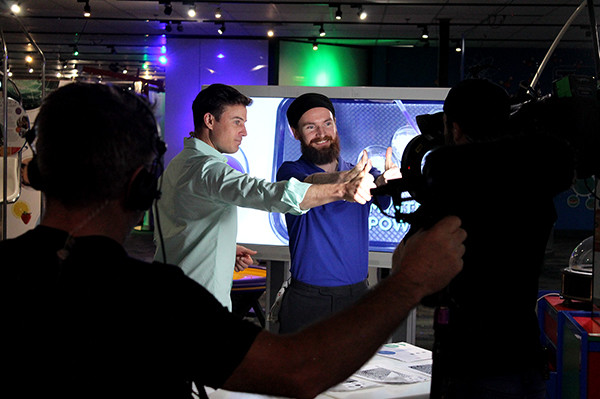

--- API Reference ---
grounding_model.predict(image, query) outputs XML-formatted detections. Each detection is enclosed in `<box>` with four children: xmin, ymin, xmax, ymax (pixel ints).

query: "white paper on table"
<box><xmin>376</xmin><ymin>342</ymin><xmax>432</xmax><ymax>362</ymax></box>
<box><xmin>355</xmin><ymin>364</ymin><xmax>429</xmax><ymax>384</ymax></box>
<box><xmin>328</xmin><ymin>377</ymin><xmax>381</xmax><ymax>392</ymax></box>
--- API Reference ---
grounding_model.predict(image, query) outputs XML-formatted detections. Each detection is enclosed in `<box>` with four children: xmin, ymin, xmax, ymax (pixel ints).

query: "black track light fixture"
<box><xmin>335</xmin><ymin>5</ymin><xmax>342</xmax><ymax>20</ymax></box>
<box><xmin>350</xmin><ymin>4</ymin><xmax>367</xmax><ymax>20</ymax></box>
<box><xmin>455</xmin><ymin>39</ymin><xmax>463</xmax><ymax>52</ymax></box>
<box><xmin>83</xmin><ymin>1</ymin><xmax>91</xmax><ymax>17</ymax></box>
<box><xmin>177</xmin><ymin>22</ymin><xmax>184</xmax><ymax>32</ymax></box>
<box><xmin>218</xmin><ymin>22</ymin><xmax>226</xmax><ymax>35</ymax></box>
<box><xmin>318</xmin><ymin>24</ymin><xmax>326</xmax><ymax>37</ymax></box>
<box><xmin>420</xmin><ymin>25</ymin><xmax>429</xmax><ymax>39</ymax></box>
<box><xmin>9</xmin><ymin>2</ymin><xmax>21</xmax><ymax>14</ymax></box>
<box><xmin>165</xmin><ymin>21</ymin><xmax>172</xmax><ymax>32</ymax></box>
<box><xmin>163</xmin><ymin>1</ymin><xmax>173</xmax><ymax>16</ymax></box>
<box><xmin>358</xmin><ymin>6</ymin><xmax>367</xmax><ymax>20</ymax></box>
<box><xmin>186</xmin><ymin>3</ymin><xmax>196</xmax><ymax>18</ymax></box>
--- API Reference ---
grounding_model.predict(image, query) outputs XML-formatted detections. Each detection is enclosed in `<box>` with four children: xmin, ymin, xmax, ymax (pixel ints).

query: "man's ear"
<box><xmin>290</xmin><ymin>126</ymin><xmax>300</xmax><ymax>140</ymax></box>
<box><xmin>452</xmin><ymin>122</ymin><xmax>467</xmax><ymax>144</ymax></box>
<box><xmin>203</xmin><ymin>113</ymin><xmax>215</xmax><ymax>130</ymax></box>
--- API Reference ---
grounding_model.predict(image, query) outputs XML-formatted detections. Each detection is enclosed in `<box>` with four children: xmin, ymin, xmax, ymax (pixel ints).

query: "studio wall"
<box><xmin>163</xmin><ymin>38</ymin><xmax>269</xmax><ymax>164</ymax></box>
<box><xmin>278</xmin><ymin>41</ymin><xmax>369</xmax><ymax>86</ymax></box>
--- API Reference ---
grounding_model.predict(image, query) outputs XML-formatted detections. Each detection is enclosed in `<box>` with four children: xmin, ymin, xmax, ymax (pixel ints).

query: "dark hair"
<box><xmin>191</xmin><ymin>83</ymin><xmax>252</xmax><ymax>131</ymax></box>
<box><xmin>443</xmin><ymin>79</ymin><xmax>510</xmax><ymax>141</ymax></box>
<box><xmin>34</xmin><ymin>83</ymin><xmax>160</xmax><ymax>206</ymax></box>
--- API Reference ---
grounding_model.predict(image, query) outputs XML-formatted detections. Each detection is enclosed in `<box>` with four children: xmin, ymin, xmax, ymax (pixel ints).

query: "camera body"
<box><xmin>372</xmin><ymin>92</ymin><xmax>597</xmax><ymax>227</ymax></box>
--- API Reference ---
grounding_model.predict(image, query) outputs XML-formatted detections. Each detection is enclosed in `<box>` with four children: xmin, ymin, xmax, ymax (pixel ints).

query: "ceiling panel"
<box><xmin>0</xmin><ymin>0</ymin><xmax>597</xmax><ymax>82</ymax></box>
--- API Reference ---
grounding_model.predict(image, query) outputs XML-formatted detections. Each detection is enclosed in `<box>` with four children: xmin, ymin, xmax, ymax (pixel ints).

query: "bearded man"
<box><xmin>276</xmin><ymin>93</ymin><xmax>401</xmax><ymax>333</ymax></box>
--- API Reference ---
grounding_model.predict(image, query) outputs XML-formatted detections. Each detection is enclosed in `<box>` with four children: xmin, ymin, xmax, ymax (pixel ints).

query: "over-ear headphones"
<box><xmin>26</xmin><ymin>155</ymin><xmax>44</xmax><ymax>191</ymax></box>
<box><xmin>24</xmin><ymin>123</ymin><xmax>45</xmax><ymax>191</ymax></box>
<box><xmin>124</xmin><ymin>138</ymin><xmax>166</xmax><ymax>211</ymax></box>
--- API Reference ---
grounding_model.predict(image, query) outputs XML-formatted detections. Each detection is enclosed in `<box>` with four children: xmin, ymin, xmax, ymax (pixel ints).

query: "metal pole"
<box><xmin>459</xmin><ymin>36</ymin><xmax>465</xmax><ymax>81</ymax></box>
<box><xmin>11</xmin><ymin>14</ymin><xmax>46</xmax><ymax>98</ymax></box>
<box><xmin>0</xmin><ymin>13</ymin><xmax>47</xmax><ymax>240</ymax></box>
<box><xmin>586</xmin><ymin>0</ymin><xmax>600</xmax><ymax>79</ymax></box>
<box><xmin>1</xmin><ymin>27</ymin><xmax>8</xmax><ymax>240</ymax></box>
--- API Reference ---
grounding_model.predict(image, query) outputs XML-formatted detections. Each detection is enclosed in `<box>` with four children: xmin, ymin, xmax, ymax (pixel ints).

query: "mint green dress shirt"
<box><xmin>154</xmin><ymin>137</ymin><xmax>310</xmax><ymax>310</ymax></box>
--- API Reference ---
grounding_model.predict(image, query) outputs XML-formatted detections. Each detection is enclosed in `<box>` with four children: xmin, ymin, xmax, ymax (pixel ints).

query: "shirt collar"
<box><xmin>184</xmin><ymin>136</ymin><xmax>227</xmax><ymax>162</ymax></box>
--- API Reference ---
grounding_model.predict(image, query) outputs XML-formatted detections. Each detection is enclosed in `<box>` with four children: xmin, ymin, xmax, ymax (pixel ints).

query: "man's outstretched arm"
<box><xmin>222</xmin><ymin>216</ymin><xmax>466</xmax><ymax>399</ymax></box>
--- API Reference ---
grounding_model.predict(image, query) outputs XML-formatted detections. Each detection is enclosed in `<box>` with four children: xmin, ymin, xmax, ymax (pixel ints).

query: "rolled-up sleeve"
<box><xmin>280</xmin><ymin>177</ymin><xmax>311</xmax><ymax>215</ymax></box>
<box><xmin>199</xmin><ymin>157</ymin><xmax>311</xmax><ymax>215</ymax></box>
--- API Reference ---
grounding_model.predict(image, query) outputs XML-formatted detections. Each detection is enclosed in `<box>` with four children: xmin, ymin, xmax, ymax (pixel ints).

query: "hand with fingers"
<box><xmin>376</xmin><ymin>147</ymin><xmax>402</xmax><ymax>186</ymax></box>
<box><xmin>343</xmin><ymin>157</ymin><xmax>376</xmax><ymax>204</ymax></box>
<box><xmin>235</xmin><ymin>244</ymin><xmax>258</xmax><ymax>272</ymax></box>
<box><xmin>343</xmin><ymin>149</ymin><xmax>369</xmax><ymax>182</ymax></box>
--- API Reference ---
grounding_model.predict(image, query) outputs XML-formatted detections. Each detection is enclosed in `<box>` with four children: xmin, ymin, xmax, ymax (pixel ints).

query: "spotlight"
<box><xmin>165</xmin><ymin>22</ymin><xmax>172</xmax><ymax>32</ymax></box>
<box><xmin>28</xmin><ymin>68</ymin><xmax>34</xmax><ymax>74</ymax></box>
<box><xmin>83</xmin><ymin>1</ymin><xmax>91</xmax><ymax>17</ymax></box>
<box><xmin>215</xmin><ymin>7</ymin><xmax>222</xmax><ymax>19</ymax></box>
<box><xmin>267</xmin><ymin>29</ymin><xmax>274</xmax><ymax>38</ymax></box>
<box><xmin>312</xmin><ymin>41</ymin><xmax>318</xmax><ymax>51</ymax></box>
<box><xmin>420</xmin><ymin>25</ymin><xmax>429</xmax><ymax>39</ymax></box>
<box><xmin>73</xmin><ymin>46</ymin><xmax>79</xmax><ymax>56</ymax></box>
<box><xmin>358</xmin><ymin>6</ymin><xmax>367</xmax><ymax>20</ymax></box>
<box><xmin>455</xmin><ymin>40</ymin><xmax>463</xmax><ymax>52</ymax></box>
<box><xmin>319</xmin><ymin>24</ymin><xmax>326</xmax><ymax>37</ymax></box>
<box><xmin>25</xmin><ymin>55</ymin><xmax>33</xmax><ymax>63</ymax></box>
<box><xmin>9</xmin><ymin>2</ymin><xmax>20</xmax><ymax>14</ymax></box>
<box><xmin>218</xmin><ymin>22</ymin><xmax>225</xmax><ymax>35</ymax></box>
<box><xmin>187</xmin><ymin>4</ymin><xmax>196</xmax><ymax>18</ymax></box>
<box><xmin>335</xmin><ymin>5</ymin><xmax>342</xmax><ymax>20</ymax></box>
<box><xmin>163</xmin><ymin>1</ymin><xmax>172</xmax><ymax>16</ymax></box>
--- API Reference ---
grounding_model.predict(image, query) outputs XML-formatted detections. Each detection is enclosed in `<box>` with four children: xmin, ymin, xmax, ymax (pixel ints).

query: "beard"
<box><xmin>300</xmin><ymin>135</ymin><xmax>341</xmax><ymax>165</ymax></box>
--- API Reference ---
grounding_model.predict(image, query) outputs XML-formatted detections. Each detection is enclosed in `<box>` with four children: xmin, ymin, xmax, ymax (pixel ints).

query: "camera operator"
<box><xmin>410</xmin><ymin>79</ymin><xmax>574</xmax><ymax>399</ymax></box>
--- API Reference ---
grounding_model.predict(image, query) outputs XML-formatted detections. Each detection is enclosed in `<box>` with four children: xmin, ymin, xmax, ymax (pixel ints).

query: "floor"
<box><xmin>124</xmin><ymin>228</ymin><xmax>592</xmax><ymax>350</ymax></box>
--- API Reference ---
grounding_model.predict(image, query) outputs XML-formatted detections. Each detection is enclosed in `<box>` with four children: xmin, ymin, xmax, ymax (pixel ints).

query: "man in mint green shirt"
<box><xmin>154</xmin><ymin>84</ymin><xmax>376</xmax><ymax>310</ymax></box>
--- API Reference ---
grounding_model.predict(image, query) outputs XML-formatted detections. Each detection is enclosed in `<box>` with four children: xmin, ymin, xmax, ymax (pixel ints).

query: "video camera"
<box><xmin>371</xmin><ymin>81</ymin><xmax>597</xmax><ymax>229</ymax></box>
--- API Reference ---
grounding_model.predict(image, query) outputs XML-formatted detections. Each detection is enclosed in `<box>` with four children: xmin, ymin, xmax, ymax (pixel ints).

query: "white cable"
<box><xmin>530</xmin><ymin>1</ymin><xmax>588</xmax><ymax>90</ymax></box>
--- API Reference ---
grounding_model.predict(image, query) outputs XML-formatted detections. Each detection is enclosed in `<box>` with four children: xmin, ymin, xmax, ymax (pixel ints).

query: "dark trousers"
<box><xmin>278</xmin><ymin>278</ymin><xmax>369</xmax><ymax>334</ymax></box>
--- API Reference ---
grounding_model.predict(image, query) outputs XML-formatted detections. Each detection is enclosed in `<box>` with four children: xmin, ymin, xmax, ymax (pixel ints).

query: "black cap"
<box><xmin>286</xmin><ymin>93</ymin><xmax>335</xmax><ymax>129</ymax></box>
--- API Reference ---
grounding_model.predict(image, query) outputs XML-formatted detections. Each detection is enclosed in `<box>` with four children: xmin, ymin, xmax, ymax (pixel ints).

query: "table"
<box><xmin>207</xmin><ymin>342</ymin><xmax>431</xmax><ymax>399</ymax></box>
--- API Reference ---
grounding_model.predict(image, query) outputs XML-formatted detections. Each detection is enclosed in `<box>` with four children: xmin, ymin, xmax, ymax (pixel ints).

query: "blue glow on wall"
<box><xmin>164</xmin><ymin>39</ymin><xmax>269</xmax><ymax>164</ymax></box>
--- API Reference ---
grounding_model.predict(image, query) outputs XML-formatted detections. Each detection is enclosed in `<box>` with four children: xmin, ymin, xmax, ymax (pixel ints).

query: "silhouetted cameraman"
<box><xmin>414</xmin><ymin>79</ymin><xmax>574</xmax><ymax>399</ymax></box>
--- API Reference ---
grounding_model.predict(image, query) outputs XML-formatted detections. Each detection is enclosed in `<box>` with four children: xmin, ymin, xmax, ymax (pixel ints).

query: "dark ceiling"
<box><xmin>1</xmin><ymin>1</ymin><xmax>598</xmax><ymax>83</ymax></box>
